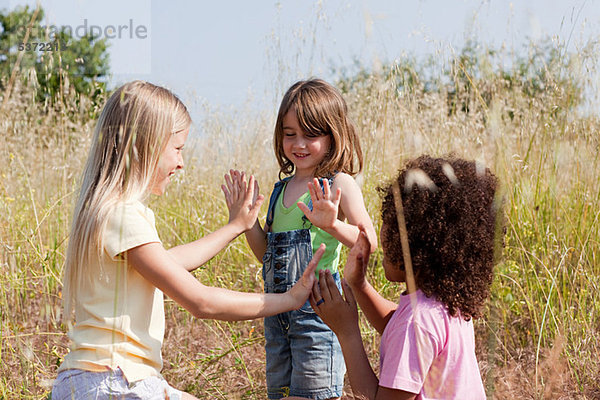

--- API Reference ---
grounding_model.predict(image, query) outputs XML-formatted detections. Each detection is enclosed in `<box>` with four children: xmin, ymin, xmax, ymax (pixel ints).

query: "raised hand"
<box><xmin>310</xmin><ymin>270</ymin><xmax>360</xmax><ymax>337</ymax></box>
<box><xmin>221</xmin><ymin>170</ymin><xmax>264</xmax><ymax>232</ymax></box>
<box><xmin>288</xmin><ymin>244</ymin><xmax>326</xmax><ymax>309</ymax></box>
<box><xmin>297</xmin><ymin>178</ymin><xmax>342</xmax><ymax>230</ymax></box>
<box><xmin>344</xmin><ymin>225</ymin><xmax>372</xmax><ymax>289</ymax></box>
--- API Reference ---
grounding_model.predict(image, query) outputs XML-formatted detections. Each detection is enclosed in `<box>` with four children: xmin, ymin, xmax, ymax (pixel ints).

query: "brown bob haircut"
<box><xmin>273</xmin><ymin>79</ymin><xmax>363</xmax><ymax>179</ymax></box>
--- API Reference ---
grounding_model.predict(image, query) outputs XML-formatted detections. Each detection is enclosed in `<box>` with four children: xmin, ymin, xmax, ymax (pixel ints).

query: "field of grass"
<box><xmin>1</xmin><ymin>41</ymin><xmax>599</xmax><ymax>399</ymax></box>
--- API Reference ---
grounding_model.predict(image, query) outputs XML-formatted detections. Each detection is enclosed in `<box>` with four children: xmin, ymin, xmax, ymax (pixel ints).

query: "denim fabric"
<box><xmin>262</xmin><ymin>229</ymin><xmax>345</xmax><ymax>399</ymax></box>
<box><xmin>51</xmin><ymin>368</ymin><xmax>182</xmax><ymax>400</ymax></box>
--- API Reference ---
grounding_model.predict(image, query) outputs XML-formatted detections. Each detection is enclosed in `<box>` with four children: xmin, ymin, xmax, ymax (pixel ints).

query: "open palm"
<box><xmin>297</xmin><ymin>178</ymin><xmax>341</xmax><ymax>230</ymax></box>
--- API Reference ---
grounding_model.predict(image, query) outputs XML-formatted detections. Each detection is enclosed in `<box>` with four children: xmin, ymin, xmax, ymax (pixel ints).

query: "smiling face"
<box><xmin>150</xmin><ymin>128</ymin><xmax>189</xmax><ymax>196</ymax></box>
<box><xmin>281</xmin><ymin>108</ymin><xmax>331</xmax><ymax>177</ymax></box>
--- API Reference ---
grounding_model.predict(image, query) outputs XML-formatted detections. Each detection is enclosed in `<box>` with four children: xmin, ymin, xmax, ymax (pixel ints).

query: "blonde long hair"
<box><xmin>274</xmin><ymin>79</ymin><xmax>363</xmax><ymax>179</ymax></box>
<box><xmin>62</xmin><ymin>81</ymin><xmax>191</xmax><ymax>319</ymax></box>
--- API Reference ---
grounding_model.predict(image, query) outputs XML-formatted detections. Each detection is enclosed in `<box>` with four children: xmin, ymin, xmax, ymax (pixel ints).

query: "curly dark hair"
<box><xmin>379</xmin><ymin>155</ymin><xmax>502</xmax><ymax>320</ymax></box>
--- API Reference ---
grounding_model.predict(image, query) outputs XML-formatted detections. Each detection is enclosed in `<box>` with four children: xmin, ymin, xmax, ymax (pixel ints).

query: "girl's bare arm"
<box><xmin>298</xmin><ymin>173</ymin><xmax>377</xmax><ymax>252</ymax></box>
<box><xmin>244</xmin><ymin>219</ymin><xmax>267</xmax><ymax>262</ymax></box>
<box><xmin>312</xmin><ymin>271</ymin><xmax>415</xmax><ymax>400</ymax></box>
<box><xmin>343</xmin><ymin>230</ymin><xmax>397</xmax><ymax>334</ymax></box>
<box><xmin>167</xmin><ymin>171</ymin><xmax>263</xmax><ymax>271</ymax></box>
<box><xmin>128</xmin><ymin>242</ymin><xmax>325</xmax><ymax>320</ymax></box>
<box><xmin>166</xmin><ymin>222</ymin><xmax>250</xmax><ymax>272</ymax></box>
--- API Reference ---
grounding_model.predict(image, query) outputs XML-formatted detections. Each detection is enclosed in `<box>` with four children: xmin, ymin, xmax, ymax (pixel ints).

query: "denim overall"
<box><xmin>262</xmin><ymin>176</ymin><xmax>345</xmax><ymax>400</ymax></box>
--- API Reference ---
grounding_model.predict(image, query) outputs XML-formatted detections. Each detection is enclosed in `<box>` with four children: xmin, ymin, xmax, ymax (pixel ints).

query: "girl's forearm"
<box><xmin>194</xmin><ymin>244</ymin><xmax>321</xmax><ymax>320</ymax></box>
<box><xmin>129</xmin><ymin>241</ymin><xmax>320</xmax><ymax>322</ymax></box>
<box><xmin>192</xmin><ymin>286</ymin><xmax>296</xmax><ymax>320</ymax></box>
<box><xmin>244</xmin><ymin>220</ymin><xmax>267</xmax><ymax>262</ymax></box>
<box><xmin>167</xmin><ymin>222</ymin><xmax>245</xmax><ymax>271</ymax></box>
<box><xmin>348</xmin><ymin>279</ymin><xmax>397</xmax><ymax>335</ymax></box>
<box><xmin>324</xmin><ymin>219</ymin><xmax>378</xmax><ymax>252</ymax></box>
<box><xmin>323</xmin><ymin>219</ymin><xmax>360</xmax><ymax>248</ymax></box>
<box><xmin>337</xmin><ymin>327</ymin><xmax>380</xmax><ymax>399</ymax></box>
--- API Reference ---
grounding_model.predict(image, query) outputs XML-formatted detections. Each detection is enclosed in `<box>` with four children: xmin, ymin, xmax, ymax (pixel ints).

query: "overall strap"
<box><xmin>265</xmin><ymin>176</ymin><xmax>291</xmax><ymax>230</ymax></box>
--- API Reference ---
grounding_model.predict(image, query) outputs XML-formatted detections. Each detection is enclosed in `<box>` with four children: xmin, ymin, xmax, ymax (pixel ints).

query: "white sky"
<box><xmin>4</xmin><ymin>0</ymin><xmax>600</xmax><ymax>119</ymax></box>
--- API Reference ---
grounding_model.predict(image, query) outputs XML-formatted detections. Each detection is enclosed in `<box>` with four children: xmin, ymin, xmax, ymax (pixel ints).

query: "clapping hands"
<box><xmin>221</xmin><ymin>170</ymin><xmax>264</xmax><ymax>232</ymax></box>
<box><xmin>310</xmin><ymin>270</ymin><xmax>360</xmax><ymax>337</ymax></box>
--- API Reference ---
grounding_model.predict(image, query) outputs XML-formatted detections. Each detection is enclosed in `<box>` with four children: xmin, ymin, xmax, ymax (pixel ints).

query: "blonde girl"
<box><xmin>52</xmin><ymin>81</ymin><xmax>323</xmax><ymax>400</ymax></box>
<box><xmin>226</xmin><ymin>79</ymin><xmax>377</xmax><ymax>399</ymax></box>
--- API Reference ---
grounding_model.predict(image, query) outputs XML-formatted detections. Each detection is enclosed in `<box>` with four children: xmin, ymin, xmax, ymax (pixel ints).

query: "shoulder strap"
<box><xmin>265</xmin><ymin>176</ymin><xmax>292</xmax><ymax>230</ymax></box>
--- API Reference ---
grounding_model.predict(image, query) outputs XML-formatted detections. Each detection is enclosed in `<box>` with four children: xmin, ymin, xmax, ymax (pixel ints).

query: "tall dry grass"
<box><xmin>1</xmin><ymin>40</ymin><xmax>599</xmax><ymax>399</ymax></box>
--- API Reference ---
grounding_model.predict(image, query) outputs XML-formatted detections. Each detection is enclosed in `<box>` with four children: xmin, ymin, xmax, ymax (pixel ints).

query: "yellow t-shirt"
<box><xmin>59</xmin><ymin>200</ymin><xmax>164</xmax><ymax>383</ymax></box>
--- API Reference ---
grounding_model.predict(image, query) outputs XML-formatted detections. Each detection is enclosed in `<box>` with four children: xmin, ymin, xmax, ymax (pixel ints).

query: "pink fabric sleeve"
<box><xmin>379</xmin><ymin>318</ymin><xmax>441</xmax><ymax>393</ymax></box>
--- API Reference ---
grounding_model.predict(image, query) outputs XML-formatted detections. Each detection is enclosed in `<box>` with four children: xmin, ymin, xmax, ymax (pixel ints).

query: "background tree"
<box><xmin>336</xmin><ymin>38</ymin><xmax>585</xmax><ymax>132</ymax></box>
<box><xmin>0</xmin><ymin>4</ymin><xmax>110</xmax><ymax>105</ymax></box>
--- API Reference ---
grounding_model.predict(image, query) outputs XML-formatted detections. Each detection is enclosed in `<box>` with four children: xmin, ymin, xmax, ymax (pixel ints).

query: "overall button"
<box><xmin>275</xmin><ymin>247</ymin><xmax>285</xmax><ymax>255</ymax></box>
<box><xmin>274</xmin><ymin>277</ymin><xmax>283</xmax><ymax>284</ymax></box>
<box><xmin>273</xmin><ymin>233</ymin><xmax>284</xmax><ymax>244</ymax></box>
<box><xmin>275</xmin><ymin>262</ymin><xmax>283</xmax><ymax>270</ymax></box>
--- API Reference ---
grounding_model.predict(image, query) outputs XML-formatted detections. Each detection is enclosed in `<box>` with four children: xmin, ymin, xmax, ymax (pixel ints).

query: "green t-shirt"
<box><xmin>270</xmin><ymin>183</ymin><xmax>342</xmax><ymax>274</ymax></box>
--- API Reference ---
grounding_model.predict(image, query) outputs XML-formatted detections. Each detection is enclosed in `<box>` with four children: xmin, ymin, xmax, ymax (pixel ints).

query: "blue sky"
<box><xmin>4</xmin><ymin>0</ymin><xmax>599</xmax><ymax>118</ymax></box>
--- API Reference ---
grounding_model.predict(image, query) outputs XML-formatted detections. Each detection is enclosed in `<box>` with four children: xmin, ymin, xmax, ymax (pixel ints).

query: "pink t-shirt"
<box><xmin>379</xmin><ymin>290</ymin><xmax>485</xmax><ymax>399</ymax></box>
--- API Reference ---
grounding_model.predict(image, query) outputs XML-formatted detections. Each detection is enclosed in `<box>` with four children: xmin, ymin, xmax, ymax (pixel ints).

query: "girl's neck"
<box><xmin>402</xmin><ymin>286</ymin><xmax>418</xmax><ymax>295</ymax></box>
<box><xmin>401</xmin><ymin>279</ymin><xmax>419</xmax><ymax>295</ymax></box>
<box><xmin>291</xmin><ymin>169</ymin><xmax>316</xmax><ymax>183</ymax></box>
<box><xmin>281</xmin><ymin>172</ymin><xmax>314</xmax><ymax>208</ymax></box>
<box><xmin>293</xmin><ymin>168</ymin><xmax>315</xmax><ymax>182</ymax></box>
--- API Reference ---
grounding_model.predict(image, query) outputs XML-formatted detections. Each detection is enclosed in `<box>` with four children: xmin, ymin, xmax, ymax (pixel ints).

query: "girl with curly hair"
<box><xmin>310</xmin><ymin>155</ymin><xmax>501</xmax><ymax>399</ymax></box>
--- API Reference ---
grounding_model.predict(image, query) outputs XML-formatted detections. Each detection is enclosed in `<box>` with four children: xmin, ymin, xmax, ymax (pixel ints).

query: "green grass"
<box><xmin>1</xmin><ymin>42</ymin><xmax>599</xmax><ymax>399</ymax></box>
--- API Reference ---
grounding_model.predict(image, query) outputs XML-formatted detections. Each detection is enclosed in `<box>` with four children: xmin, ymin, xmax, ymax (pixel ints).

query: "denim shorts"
<box><xmin>263</xmin><ymin>229</ymin><xmax>345</xmax><ymax>399</ymax></box>
<box><xmin>51</xmin><ymin>368</ymin><xmax>183</xmax><ymax>400</ymax></box>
